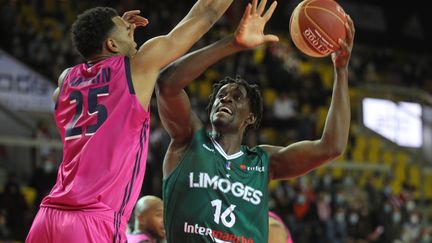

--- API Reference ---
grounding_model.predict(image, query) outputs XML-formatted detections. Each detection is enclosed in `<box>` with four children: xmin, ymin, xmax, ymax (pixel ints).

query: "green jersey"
<box><xmin>163</xmin><ymin>128</ymin><xmax>269</xmax><ymax>243</ymax></box>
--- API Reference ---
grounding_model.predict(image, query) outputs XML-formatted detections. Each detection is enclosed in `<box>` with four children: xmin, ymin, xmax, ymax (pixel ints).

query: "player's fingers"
<box><xmin>264</xmin><ymin>34</ymin><xmax>280</xmax><ymax>43</ymax></box>
<box><xmin>345</xmin><ymin>15</ymin><xmax>355</xmax><ymax>39</ymax></box>
<box><xmin>346</xmin><ymin>15</ymin><xmax>355</xmax><ymax>33</ymax></box>
<box><xmin>257</xmin><ymin>0</ymin><xmax>267</xmax><ymax>15</ymax></box>
<box><xmin>240</xmin><ymin>3</ymin><xmax>252</xmax><ymax>23</ymax></box>
<box><xmin>129</xmin><ymin>23</ymin><xmax>137</xmax><ymax>36</ymax></box>
<box><xmin>344</xmin><ymin>22</ymin><xmax>354</xmax><ymax>46</ymax></box>
<box><xmin>263</xmin><ymin>1</ymin><xmax>277</xmax><ymax>22</ymax></box>
<box><xmin>251</xmin><ymin>0</ymin><xmax>258</xmax><ymax>14</ymax></box>
<box><xmin>130</xmin><ymin>16</ymin><xmax>149</xmax><ymax>26</ymax></box>
<box><xmin>338</xmin><ymin>38</ymin><xmax>349</xmax><ymax>56</ymax></box>
<box><xmin>122</xmin><ymin>10</ymin><xmax>141</xmax><ymax>20</ymax></box>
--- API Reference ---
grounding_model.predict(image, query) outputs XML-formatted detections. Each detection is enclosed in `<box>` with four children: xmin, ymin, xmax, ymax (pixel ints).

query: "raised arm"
<box><xmin>157</xmin><ymin>0</ymin><xmax>278</xmax><ymax>142</ymax></box>
<box><xmin>129</xmin><ymin>0</ymin><xmax>235</xmax><ymax>109</ymax></box>
<box><xmin>264</xmin><ymin>15</ymin><xmax>355</xmax><ymax>180</ymax></box>
<box><xmin>157</xmin><ymin>0</ymin><xmax>278</xmax><ymax>177</ymax></box>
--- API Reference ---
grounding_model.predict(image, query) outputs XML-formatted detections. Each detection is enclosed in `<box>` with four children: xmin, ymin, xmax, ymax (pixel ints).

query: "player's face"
<box><xmin>210</xmin><ymin>83</ymin><xmax>254</xmax><ymax>130</ymax></box>
<box><xmin>110</xmin><ymin>16</ymin><xmax>137</xmax><ymax>57</ymax></box>
<box><xmin>146</xmin><ymin>203</ymin><xmax>165</xmax><ymax>239</ymax></box>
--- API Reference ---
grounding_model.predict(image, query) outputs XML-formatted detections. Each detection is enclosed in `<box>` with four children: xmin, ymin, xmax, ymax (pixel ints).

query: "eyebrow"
<box><xmin>218</xmin><ymin>86</ymin><xmax>247</xmax><ymax>97</ymax></box>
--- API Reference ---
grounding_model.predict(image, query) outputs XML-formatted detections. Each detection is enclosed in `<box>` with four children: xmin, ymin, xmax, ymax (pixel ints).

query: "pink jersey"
<box><xmin>126</xmin><ymin>232</ymin><xmax>151</xmax><ymax>243</ymax></box>
<box><xmin>269</xmin><ymin>211</ymin><xmax>294</xmax><ymax>243</ymax></box>
<box><xmin>42</xmin><ymin>56</ymin><xmax>150</xmax><ymax>239</ymax></box>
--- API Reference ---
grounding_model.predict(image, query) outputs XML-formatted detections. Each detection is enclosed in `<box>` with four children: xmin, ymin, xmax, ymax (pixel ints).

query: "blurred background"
<box><xmin>0</xmin><ymin>0</ymin><xmax>431</xmax><ymax>242</ymax></box>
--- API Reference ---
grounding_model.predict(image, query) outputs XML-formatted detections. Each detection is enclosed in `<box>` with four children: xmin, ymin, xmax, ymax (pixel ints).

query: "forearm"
<box><xmin>158</xmin><ymin>35</ymin><xmax>243</xmax><ymax>95</ymax></box>
<box><xmin>320</xmin><ymin>67</ymin><xmax>350</xmax><ymax>156</ymax></box>
<box><xmin>187</xmin><ymin>0</ymin><xmax>235</xmax><ymax>26</ymax></box>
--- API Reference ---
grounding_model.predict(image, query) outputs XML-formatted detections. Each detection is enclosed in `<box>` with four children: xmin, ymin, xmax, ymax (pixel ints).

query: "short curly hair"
<box><xmin>206</xmin><ymin>76</ymin><xmax>263</xmax><ymax>131</ymax></box>
<box><xmin>71</xmin><ymin>7</ymin><xmax>118</xmax><ymax>59</ymax></box>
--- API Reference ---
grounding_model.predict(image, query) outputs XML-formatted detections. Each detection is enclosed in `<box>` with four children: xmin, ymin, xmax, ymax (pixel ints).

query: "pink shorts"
<box><xmin>26</xmin><ymin>207</ymin><xmax>127</xmax><ymax>243</ymax></box>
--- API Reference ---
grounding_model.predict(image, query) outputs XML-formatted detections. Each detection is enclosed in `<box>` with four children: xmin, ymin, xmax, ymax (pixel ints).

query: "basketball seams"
<box><xmin>302</xmin><ymin>4</ymin><xmax>346</xmax><ymax>49</ymax></box>
<box><xmin>303</xmin><ymin>9</ymin><xmax>340</xmax><ymax>49</ymax></box>
<box><xmin>290</xmin><ymin>1</ymin><xmax>324</xmax><ymax>57</ymax></box>
<box><xmin>306</xmin><ymin>6</ymin><xmax>346</xmax><ymax>24</ymax></box>
<box><xmin>290</xmin><ymin>0</ymin><xmax>347</xmax><ymax>57</ymax></box>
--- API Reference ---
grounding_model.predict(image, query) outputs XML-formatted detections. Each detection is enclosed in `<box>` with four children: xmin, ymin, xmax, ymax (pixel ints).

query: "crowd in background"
<box><xmin>0</xmin><ymin>0</ymin><xmax>432</xmax><ymax>242</ymax></box>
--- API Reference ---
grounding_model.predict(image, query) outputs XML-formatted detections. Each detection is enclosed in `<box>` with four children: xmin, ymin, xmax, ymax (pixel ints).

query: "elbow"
<box><xmin>320</xmin><ymin>136</ymin><xmax>347</xmax><ymax>160</ymax></box>
<box><xmin>327</xmin><ymin>145</ymin><xmax>345</xmax><ymax>159</ymax></box>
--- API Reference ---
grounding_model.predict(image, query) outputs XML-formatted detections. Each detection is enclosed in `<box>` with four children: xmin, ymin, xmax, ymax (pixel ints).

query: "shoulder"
<box><xmin>245</xmin><ymin>144</ymin><xmax>270</xmax><ymax>159</ymax></box>
<box><xmin>57</xmin><ymin>67</ymin><xmax>72</xmax><ymax>87</ymax></box>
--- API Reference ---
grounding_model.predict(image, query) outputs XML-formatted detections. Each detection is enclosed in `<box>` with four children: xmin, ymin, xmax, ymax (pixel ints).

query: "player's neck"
<box><xmin>210</xmin><ymin>129</ymin><xmax>243</xmax><ymax>155</ymax></box>
<box><xmin>86</xmin><ymin>53</ymin><xmax>118</xmax><ymax>65</ymax></box>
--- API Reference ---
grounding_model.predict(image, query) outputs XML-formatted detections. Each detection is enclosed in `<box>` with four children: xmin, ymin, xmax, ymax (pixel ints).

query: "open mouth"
<box><xmin>217</xmin><ymin>106</ymin><xmax>233</xmax><ymax>115</ymax></box>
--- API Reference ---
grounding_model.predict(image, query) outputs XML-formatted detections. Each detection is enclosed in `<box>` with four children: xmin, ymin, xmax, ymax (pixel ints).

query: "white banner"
<box><xmin>0</xmin><ymin>49</ymin><xmax>55</xmax><ymax>112</ymax></box>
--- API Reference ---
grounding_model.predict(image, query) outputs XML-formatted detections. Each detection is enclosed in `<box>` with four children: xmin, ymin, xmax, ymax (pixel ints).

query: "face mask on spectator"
<box><xmin>335</xmin><ymin>212</ymin><xmax>345</xmax><ymax>223</ymax></box>
<box><xmin>349</xmin><ymin>213</ymin><xmax>359</xmax><ymax>224</ymax></box>
<box><xmin>406</xmin><ymin>200</ymin><xmax>415</xmax><ymax>212</ymax></box>
<box><xmin>335</xmin><ymin>194</ymin><xmax>345</xmax><ymax>204</ymax></box>
<box><xmin>296</xmin><ymin>195</ymin><xmax>305</xmax><ymax>204</ymax></box>
<box><xmin>392</xmin><ymin>212</ymin><xmax>401</xmax><ymax>223</ymax></box>
<box><xmin>410</xmin><ymin>214</ymin><xmax>419</xmax><ymax>224</ymax></box>
<box><xmin>384</xmin><ymin>203</ymin><xmax>392</xmax><ymax>213</ymax></box>
<box><xmin>383</xmin><ymin>186</ymin><xmax>391</xmax><ymax>195</ymax></box>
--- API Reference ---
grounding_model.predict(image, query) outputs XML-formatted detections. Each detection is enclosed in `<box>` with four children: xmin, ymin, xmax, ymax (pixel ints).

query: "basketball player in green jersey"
<box><xmin>156</xmin><ymin>0</ymin><xmax>355</xmax><ymax>241</ymax></box>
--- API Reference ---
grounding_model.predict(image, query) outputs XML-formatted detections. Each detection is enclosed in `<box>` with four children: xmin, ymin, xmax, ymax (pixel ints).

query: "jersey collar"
<box><xmin>210</xmin><ymin>137</ymin><xmax>244</xmax><ymax>160</ymax></box>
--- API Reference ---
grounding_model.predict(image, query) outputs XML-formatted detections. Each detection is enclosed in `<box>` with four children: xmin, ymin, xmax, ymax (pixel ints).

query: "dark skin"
<box><xmin>133</xmin><ymin>196</ymin><xmax>165</xmax><ymax>243</ymax></box>
<box><xmin>157</xmin><ymin>0</ymin><xmax>355</xmax><ymax>180</ymax></box>
<box><xmin>53</xmin><ymin>0</ymin><xmax>235</xmax><ymax>109</ymax></box>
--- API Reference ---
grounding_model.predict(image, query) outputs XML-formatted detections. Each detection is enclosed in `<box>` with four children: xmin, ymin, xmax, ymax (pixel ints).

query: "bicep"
<box><xmin>133</xmin><ymin>15</ymin><xmax>212</xmax><ymax>72</ymax></box>
<box><xmin>262</xmin><ymin>140</ymin><xmax>329</xmax><ymax>180</ymax></box>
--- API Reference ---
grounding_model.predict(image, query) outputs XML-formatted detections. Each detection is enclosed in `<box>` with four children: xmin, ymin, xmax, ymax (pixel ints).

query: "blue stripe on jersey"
<box><xmin>124</xmin><ymin>57</ymin><xmax>135</xmax><ymax>94</ymax></box>
<box><xmin>113</xmin><ymin>118</ymin><xmax>148</xmax><ymax>242</ymax></box>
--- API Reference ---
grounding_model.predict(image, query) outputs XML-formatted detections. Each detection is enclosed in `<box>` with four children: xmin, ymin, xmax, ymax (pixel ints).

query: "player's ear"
<box><xmin>246</xmin><ymin>113</ymin><xmax>256</xmax><ymax>126</ymax></box>
<box><xmin>106</xmin><ymin>38</ymin><xmax>119</xmax><ymax>53</ymax></box>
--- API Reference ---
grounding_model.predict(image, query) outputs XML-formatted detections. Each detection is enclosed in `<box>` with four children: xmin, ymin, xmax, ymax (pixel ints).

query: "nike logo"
<box><xmin>202</xmin><ymin>144</ymin><xmax>214</xmax><ymax>152</ymax></box>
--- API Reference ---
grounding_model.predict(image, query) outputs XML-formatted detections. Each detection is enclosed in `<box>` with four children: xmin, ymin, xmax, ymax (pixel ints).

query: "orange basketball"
<box><xmin>289</xmin><ymin>0</ymin><xmax>347</xmax><ymax>57</ymax></box>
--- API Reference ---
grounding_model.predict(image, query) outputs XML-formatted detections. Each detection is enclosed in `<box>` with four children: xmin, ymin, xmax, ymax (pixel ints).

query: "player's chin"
<box><xmin>212</xmin><ymin>117</ymin><xmax>232</xmax><ymax>127</ymax></box>
<box><xmin>158</xmin><ymin>229</ymin><xmax>166</xmax><ymax>239</ymax></box>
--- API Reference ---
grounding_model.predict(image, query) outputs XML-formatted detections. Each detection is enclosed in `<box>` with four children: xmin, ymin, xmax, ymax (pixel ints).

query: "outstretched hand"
<box><xmin>122</xmin><ymin>10</ymin><xmax>149</xmax><ymax>28</ymax></box>
<box><xmin>331</xmin><ymin>14</ymin><xmax>355</xmax><ymax>68</ymax></box>
<box><xmin>234</xmin><ymin>0</ymin><xmax>279</xmax><ymax>49</ymax></box>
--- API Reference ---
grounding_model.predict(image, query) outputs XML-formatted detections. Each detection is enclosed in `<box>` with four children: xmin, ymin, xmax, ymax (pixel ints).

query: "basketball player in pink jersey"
<box><xmin>26</xmin><ymin>2</ymin><xmax>234</xmax><ymax>242</ymax></box>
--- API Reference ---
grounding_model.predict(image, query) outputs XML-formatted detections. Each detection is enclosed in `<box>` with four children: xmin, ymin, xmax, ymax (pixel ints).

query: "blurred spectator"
<box><xmin>401</xmin><ymin>211</ymin><xmax>422</xmax><ymax>242</ymax></box>
<box><xmin>380</xmin><ymin>206</ymin><xmax>403</xmax><ymax>242</ymax></box>
<box><xmin>29</xmin><ymin>156</ymin><xmax>57</xmax><ymax>205</ymax></box>
<box><xmin>0</xmin><ymin>209</ymin><xmax>11</xmax><ymax>241</ymax></box>
<box><xmin>0</xmin><ymin>174</ymin><xmax>28</xmax><ymax>241</ymax></box>
<box><xmin>127</xmin><ymin>195</ymin><xmax>165</xmax><ymax>243</ymax></box>
<box><xmin>273</xmin><ymin>91</ymin><xmax>297</xmax><ymax>120</ymax></box>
